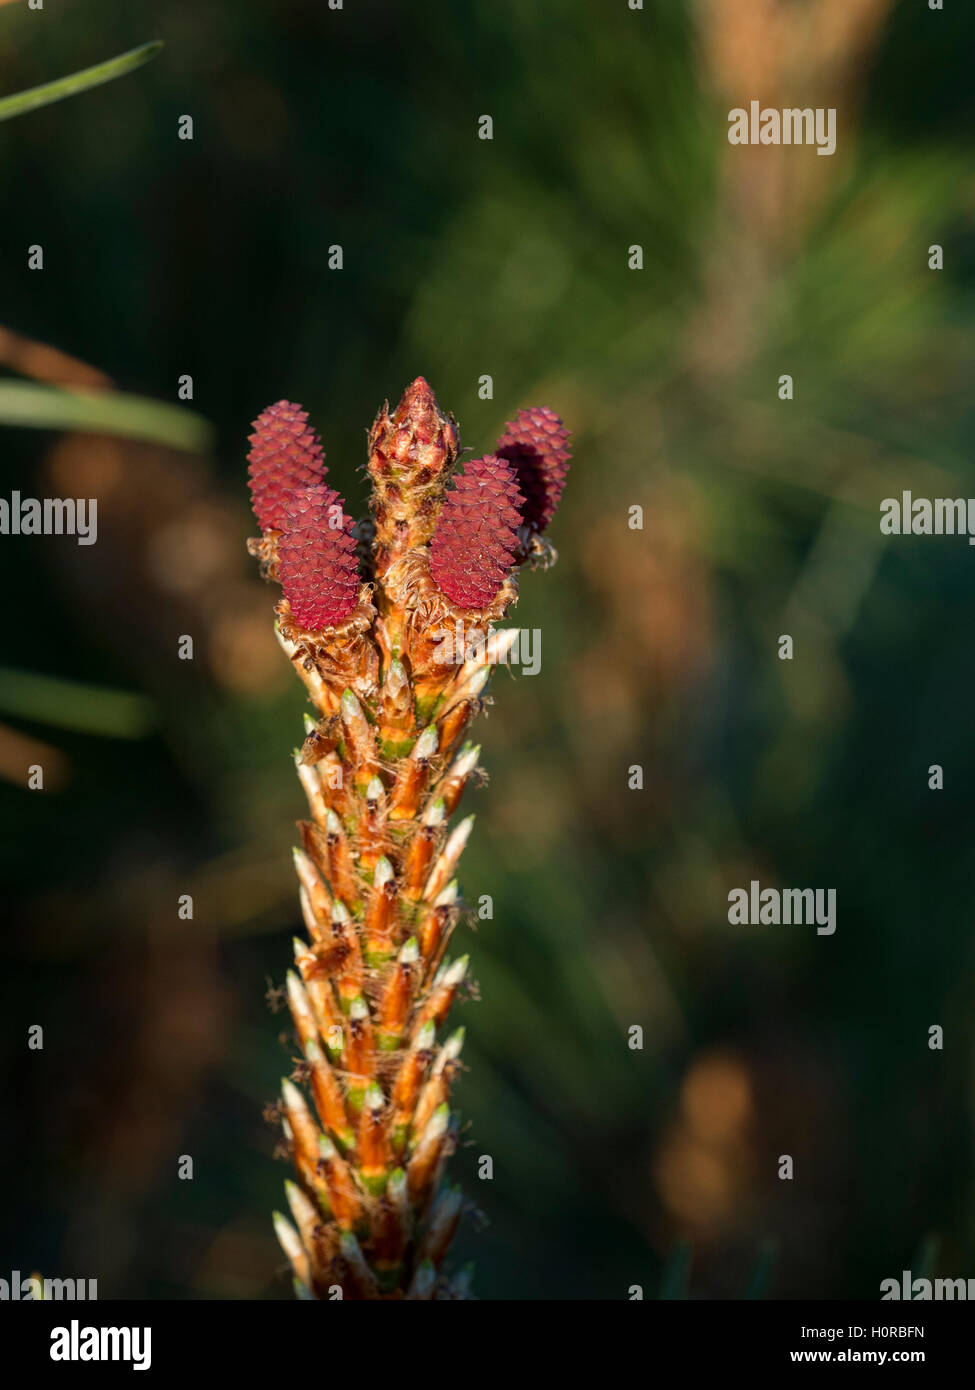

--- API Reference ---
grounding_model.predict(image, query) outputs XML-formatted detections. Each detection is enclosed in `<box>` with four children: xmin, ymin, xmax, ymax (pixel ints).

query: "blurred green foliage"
<box><xmin>1</xmin><ymin>0</ymin><xmax>974</xmax><ymax>1299</ymax></box>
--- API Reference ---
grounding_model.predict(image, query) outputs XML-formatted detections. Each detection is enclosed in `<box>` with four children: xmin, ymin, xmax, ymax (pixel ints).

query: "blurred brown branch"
<box><xmin>0</xmin><ymin>325</ymin><xmax>112</xmax><ymax>389</ymax></box>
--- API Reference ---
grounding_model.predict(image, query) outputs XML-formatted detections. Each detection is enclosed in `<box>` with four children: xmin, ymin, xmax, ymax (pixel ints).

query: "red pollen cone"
<box><xmin>248</xmin><ymin>400</ymin><xmax>326</xmax><ymax>533</ymax></box>
<box><xmin>494</xmin><ymin>405</ymin><xmax>571</xmax><ymax>533</ymax></box>
<box><xmin>278</xmin><ymin>484</ymin><xmax>361</xmax><ymax>630</ymax></box>
<box><xmin>429</xmin><ymin>455</ymin><xmax>523</xmax><ymax>609</ymax></box>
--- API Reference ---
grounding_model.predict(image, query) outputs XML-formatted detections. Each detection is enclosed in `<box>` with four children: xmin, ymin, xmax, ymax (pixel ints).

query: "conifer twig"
<box><xmin>246</xmin><ymin>383</ymin><xmax>571</xmax><ymax>1299</ymax></box>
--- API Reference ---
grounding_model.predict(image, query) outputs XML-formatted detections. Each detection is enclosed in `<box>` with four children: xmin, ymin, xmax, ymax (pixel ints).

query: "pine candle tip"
<box><xmin>397</xmin><ymin>375</ymin><xmax>435</xmax><ymax>412</ymax></box>
<box><xmin>369</xmin><ymin>376</ymin><xmax>458</xmax><ymax>480</ymax></box>
<box><xmin>392</xmin><ymin>376</ymin><xmax>445</xmax><ymax>435</ymax></box>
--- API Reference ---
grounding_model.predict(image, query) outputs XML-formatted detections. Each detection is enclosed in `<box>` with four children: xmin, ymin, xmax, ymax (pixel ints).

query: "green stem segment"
<box><xmin>0</xmin><ymin>41</ymin><xmax>164</xmax><ymax>123</ymax></box>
